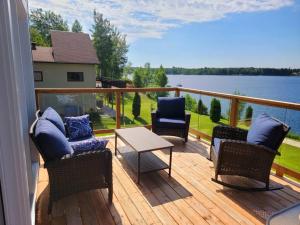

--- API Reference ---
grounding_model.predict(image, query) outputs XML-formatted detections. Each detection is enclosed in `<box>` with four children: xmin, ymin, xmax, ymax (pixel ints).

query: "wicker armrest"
<box><xmin>45</xmin><ymin>148</ymin><xmax>112</xmax><ymax>169</ymax></box>
<box><xmin>212</xmin><ymin>125</ymin><xmax>248</xmax><ymax>146</ymax></box>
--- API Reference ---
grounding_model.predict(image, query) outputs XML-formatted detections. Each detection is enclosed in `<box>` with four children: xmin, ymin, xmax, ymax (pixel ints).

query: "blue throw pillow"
<box><xmin>247</xmin><ymin>113</ymin><xmax>285</xmax><ymax>151</ymax></box>
<box><xmin>35</xmin><ymin>119</ymin><xmax>73</xmax><ymax>161</ymax></box>
<box><xmin>157</xmin><ymin>97</ymin><xmax>185</xmax><ymax>119</ymax></box>
<box><xmin>41</xmin><ymin>107</ymin><xmax>66</xmax><ymax>135</ymax></box>
<box><xmin>65</xmin><ymin>115</ymin><xmax>93</xmax><ymax>141</ymax></box>
<box><xmin>69</xmin><ymin>136</ymin><xmax>108</xmax><ymax>154</ymax></box>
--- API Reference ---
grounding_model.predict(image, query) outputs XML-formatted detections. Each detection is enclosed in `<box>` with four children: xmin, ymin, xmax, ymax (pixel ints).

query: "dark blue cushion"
<box><xmin>69</xmin><ymin>136</ymin><xmax>108</xmax><ymax>154</ymax></box>
<box><xmin>247</xmin><ymin>113</ymin><xmax>285</xmax><ymax>151</ymax></box>
<box><xmin>65</xmin><ymin>115</ymin><xmax>93</xmax><ymax>141</ymax></box>
<box><xmin>157</xmin><ymin>97</ymin><xmax>185</xmax><ymax>119</ymax></box>
<box><xmin>156</xmin><ymin>118</ymin><xmax>186</xmax><ymax>129</ymax></box>
<box><xmin>35</xmin><ymin>119</ymin><xmax>73</xmax><ymax>161</ymax></box>
<box><xmin>41</xmin><ymin>107</ymin><xmax>66</xmax><ymax>135</ymax></box>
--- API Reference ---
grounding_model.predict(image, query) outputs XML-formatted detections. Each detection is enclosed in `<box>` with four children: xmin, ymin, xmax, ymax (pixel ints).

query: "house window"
<box><xmin>34</xmin><ymin>71</ymin><xmax>43</xmax><ymax>82</ymax></box>
<box><xmin>67</xmin><ymin>72</ymin><xmax>84</xmax><ymax>82</ymax></box>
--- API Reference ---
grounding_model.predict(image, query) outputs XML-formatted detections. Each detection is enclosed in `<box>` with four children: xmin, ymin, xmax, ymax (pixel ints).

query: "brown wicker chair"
<box><xmin>210</xmin><ymin>122</ymin><xmax>290</xmax><ymax>191</ymax></box>
<box><xmin>30</xmin><ymin>111</ymin><xmax>112</xmax><ymax>213</ymax></box>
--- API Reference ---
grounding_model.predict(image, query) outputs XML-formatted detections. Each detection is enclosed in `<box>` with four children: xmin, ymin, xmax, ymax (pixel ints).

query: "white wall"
<box><xmin>0</xmin><ymin>0</ymin><xmax>37</xmax><ymax>224</ymax></box>
<box><xmin>33</xmin><ymin>63</ymin><xmax>97</xmax><ymax>88</ymax></box>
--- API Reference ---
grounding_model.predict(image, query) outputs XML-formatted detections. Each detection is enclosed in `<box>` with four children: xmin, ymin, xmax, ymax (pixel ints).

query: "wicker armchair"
<box><xmin>210</xmin><ymin>117</ymin><xmax>290</xmax><ymax>191</ymax></box>
<box><xmin>30</xmin><ymin>111</ymin><xmax>112</xmax><ymax>213</ymax></box>
<box><xmin>151</xmin><ymin>97</ymin><xmax>190</xmax><ymax>142</ymax></box>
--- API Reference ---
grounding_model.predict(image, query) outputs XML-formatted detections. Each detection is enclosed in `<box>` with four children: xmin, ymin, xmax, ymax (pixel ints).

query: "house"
<box><xmin>32</xmin><ymin>31</ymin><xmax>99</xmax><ymax>116</ymax></box>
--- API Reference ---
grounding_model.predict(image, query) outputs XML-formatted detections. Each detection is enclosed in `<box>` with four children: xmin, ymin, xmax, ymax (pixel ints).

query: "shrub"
<box><xmin>185</xmin><ymin>94</ymin><xmax>197</xmax><ymax>112</ymax></box>
<box><xmin>210</xmin><ymin>98</ymin><xmax>221</xmax><ymax>122</ymax></box>
<box><xmin>197</xmin><ymin>99</ymin><xmax>208</xmax><ymax>115</ymax></box>
<box><xmin>88</xmin><ymin>108</ymin><xmax>100</xmax><ymax>124</ymax></box>
<box><xmin>245</xmin><ymin>105</ymin><xmax>253</xmax><ymax>120</ymax></box>
<box><xmin>132</xmin><ymin>93</ymin><xmax>141</xmax><ymax>119</ymax></box>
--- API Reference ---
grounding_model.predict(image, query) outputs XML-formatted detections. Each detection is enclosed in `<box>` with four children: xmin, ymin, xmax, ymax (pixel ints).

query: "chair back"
<box><xmin>157</xmin><ymin>97</ymin><xmax>185</xmax><ymax>119</ymax></box>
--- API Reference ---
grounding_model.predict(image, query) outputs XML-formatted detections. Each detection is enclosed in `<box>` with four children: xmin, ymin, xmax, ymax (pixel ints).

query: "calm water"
<box><xmin>168</xmin><ymin>75</ymin><xmax>300</xmax><ymax>134</ymax></box>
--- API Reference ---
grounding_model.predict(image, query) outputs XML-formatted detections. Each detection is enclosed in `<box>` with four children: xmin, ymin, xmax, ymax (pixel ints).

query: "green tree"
<box><xmin>155</xmin><ymin>65</ymin><xmax>168</xmax><ymax>87</ymax></box>
<box><xmin>133</xmin><ymin>68</ymin><xmax>143</xmax><ymax>88</ymax></box>
<box><xmin>245</xmin><ymin>105</ymin><xmax>253</xmax><ymax>120</ymax></box>
<box><xmin>72</xmin><ymin>19</ymin><xmax>82</xmax><ymax>32</ymax></box>
<box><xmin>197</xmin><ymin>99</ymin><xmax>208</xmax><ymax>115</ymax></box>
<box><xmin>233</xmin><ymin>90</ymin><xmax>246</xmax><ymax>120</ymax></box>
<box><xmin>185</xmin><ymin>94</ymin><xmax>197</xmax><ymax>112</ymax></box>
<box><xmin>29</xmin><ymin>27</ymin><xmax>47</xmax><ymax>46</ymax></box>
<box><xmin>92</xmin><ymin>11</ymin><xmax>128</xmax><ymax>80</ymax></box>
<box><xmin>210</xmin><ymin>98</ymin><xmax>221</xmax><ymax>122</ymax></box>
<box><xmin>132</xmin><ymin>93</ymin><xmax>141</xmax><ymax>119</ymax></box>
<box><xmin>123</xmin><ymin>61</ymin><xmax>133</xmax><ymax>81</ymax></box>
<box><xmin>30</xmin><ymin>8</ymin><xmax>69</xmax><ymax>46</ymax></box>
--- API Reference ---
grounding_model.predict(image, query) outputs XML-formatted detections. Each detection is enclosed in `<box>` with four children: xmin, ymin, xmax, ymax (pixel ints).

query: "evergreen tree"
<box><xmin>92</xmin><ymin>10</ymin><xmax>128</xmax><ymax>80</ymax></box>
<box><xmin>185</xmin><ymin>94</ymin><xmax>197</xmax><ymax>112</ymax></box>
<box><xmin>132</xmin><ymin>93</ymin><xmax>141</xmax><ymax>119</ymax></box>
<box><xmin>210</xmin><ymin>98</ymin><xmax>221</xmax><ymax>122</ymax></box>
<box><xmin>245</xmin><ymin>105</ymin><xmax>253</xmax><ymax>120</ymax></box>
<box><xmin>133</xmin><ymin>68</ymin><xmax>143</xmax><ymax>87</ymax></box>
<box><xmin>155</xmin><ymin>65</ymin><xmax>168</xmax><ymax>87</ymax></box>
<box><xmin>72</xmin><ymin>19</ymin><xmax>82</xmax><ymax>32</ymax></box>
<box><xmin>197</xmin><ymin>99</ymin><xmax>208</xmax><ymax>115</ymax></box>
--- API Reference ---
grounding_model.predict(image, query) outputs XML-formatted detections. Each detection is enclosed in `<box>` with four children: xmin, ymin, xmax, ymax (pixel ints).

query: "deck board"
<box><xmin>36</xmin><ymin>135</ymin><xmax>300</xmax><ymax>225</ymax></box>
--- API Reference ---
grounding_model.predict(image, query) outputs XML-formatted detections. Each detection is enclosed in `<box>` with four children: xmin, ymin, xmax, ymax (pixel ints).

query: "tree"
<box><xmin>30</xmin><ymin>8</ymin><xmax>69</xmax><ymax>46</ymax></box>
<box><xmin>197</xmin><ymin>99</ymin><xmax>208</xmax><ymax>115</ymax></box>
<box><xmin>132</xmin><ymin>93</ymin><xmax>141</xmax><ymax>119</ymax></box>
<box><xmin>210</xmin><ymin>98</ymin><xmax>221</xmax><ymax>123</ymax></box>
<box><xmin>155</xmin><ymin>65</ymin><xmax>168</xmax><ymax>87</ymax></box>
<box><xmin>92</xmin><ymin>11</ymin><xmax>128</xmax><ymax>80</ymax></box>
<box><xmin>29</xmin><ymin>27</ymin><xmax>47</xmax><ymax>46</ymax></box>
<box><xmin>185</xmin><ymin>94</ymin><xmax>197</xmax><ymax>112</ymax></box>
<box><xmin>72</xmin><ymin>19</ymin><xmax>82</xmax><ymax>32</ymax></box>
<box><xmin>245</xmin><ymin>105</ymin><xmax>253</xmax><ymax>120</ymax></box>
<box><xmin>123</xmin><ymin>61</ymin><xmax>133</xmax><ymax>80</ymax></box>
<box><xmin>133</xmin><ymin>68</ymin><xmax>143</xmax><ymax>87</ymax></box>
<box><xmin>233</xmin><ymin>90</ymin><xmax>246</xmax><ymax>120</ymax></box>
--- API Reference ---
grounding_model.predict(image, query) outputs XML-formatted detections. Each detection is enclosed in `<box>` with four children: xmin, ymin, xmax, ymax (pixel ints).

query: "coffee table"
<box><xmin>115</xmin><ymin>127</ymin><xmax>174</xmax><ymax>184</ymax></box>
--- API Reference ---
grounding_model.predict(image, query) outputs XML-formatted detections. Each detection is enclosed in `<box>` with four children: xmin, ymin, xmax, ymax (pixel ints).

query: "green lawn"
<box><xmin>94</xmin><ymin>93</ymin><xmax>300</xmax><ymax>173</ymax></box>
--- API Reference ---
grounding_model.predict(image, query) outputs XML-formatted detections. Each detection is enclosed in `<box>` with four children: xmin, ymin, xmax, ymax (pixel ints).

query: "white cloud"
<box><xmin>28</xmin><ymin>0</ymin><xmax>293</xmax><ymax>42</ymax></box>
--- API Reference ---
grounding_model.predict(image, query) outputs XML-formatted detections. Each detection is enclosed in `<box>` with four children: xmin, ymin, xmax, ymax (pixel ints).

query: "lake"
<box><xmin>167</xmin><ymin>75</ymin><xmax>300</xmax><ymax>134</ymax></box>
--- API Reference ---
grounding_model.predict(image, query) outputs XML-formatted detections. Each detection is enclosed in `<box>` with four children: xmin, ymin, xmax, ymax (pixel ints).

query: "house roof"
<box><xmin>32</xmin><ymin>47</ymin><xmax>54</xmax><ymax>62</ymax></box>
<box><xmin>32</xmin><ymin>31</ymin><xmax>99</xmax><ymax>64</ymax></box>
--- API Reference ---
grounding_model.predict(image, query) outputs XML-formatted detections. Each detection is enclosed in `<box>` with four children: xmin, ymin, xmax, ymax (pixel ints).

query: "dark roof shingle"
<box><xmin>32</xmin><ymin>47</ymin><xmax>54</xmax><ymax>62</ymax></box>
<box><xmin>32</xmin><ymin>31</ymin><xmax>99</xmax><ymax>64</ymax></box>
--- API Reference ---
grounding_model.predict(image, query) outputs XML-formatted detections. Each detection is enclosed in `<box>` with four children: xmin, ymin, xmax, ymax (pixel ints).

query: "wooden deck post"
<box><xmin>175</xmin><ymin>88</ymin><xmax>180</xmax><ymax>97</ymax></box>
<box><xmin>116</xmin><ymin>91</ymin><xmax>121</xmax><ymax>129</ymax></box>
<box><xmin>230</xmin><ymin>98</ymin><xmax>239</xmax><ymax>127</ymax></box>
<box><xmin>35</xmin><ymin>91</ymin><xmax>40</xmax><ymax>109</ymax></box>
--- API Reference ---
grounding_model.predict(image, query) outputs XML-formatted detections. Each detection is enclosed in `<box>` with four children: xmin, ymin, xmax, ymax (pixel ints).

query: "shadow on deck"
<box><xmin>36</xmin><ymin>135</ymin><xmax>300</xmax><ymax>225</ymax></box>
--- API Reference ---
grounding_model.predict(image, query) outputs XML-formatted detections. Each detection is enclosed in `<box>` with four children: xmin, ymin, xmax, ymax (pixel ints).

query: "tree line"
<box><xmin>164</xmin><ymin>67</ymin><xmax>300</xmax><ymax>76</ymax></box>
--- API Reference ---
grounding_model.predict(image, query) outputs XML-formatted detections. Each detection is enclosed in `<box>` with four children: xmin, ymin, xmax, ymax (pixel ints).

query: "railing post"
<box><xmin>229</xmin><ymin>98</ymin><xmax>239</xmax><ymax>127</ymax></box>
<box><xmin>116</xmin><ymin>91</ymin><xmax>121</xmax><ymax>129</ymax></box>
<box><xmin>175</xmin><ymin>88</ymin><xmax>180</xmax><ymax>97</ymax></box>
<box><xmin>35</xmin><ymin>91</ymin><xmax>39</xmax><ymax>109</ymax></box>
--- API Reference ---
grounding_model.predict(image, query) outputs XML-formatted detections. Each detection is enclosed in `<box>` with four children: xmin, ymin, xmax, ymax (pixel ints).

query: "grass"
<box><xmin>93</xmin><ymin>93</ymin><xmax>300</xmax><ymax>173</ymax></box>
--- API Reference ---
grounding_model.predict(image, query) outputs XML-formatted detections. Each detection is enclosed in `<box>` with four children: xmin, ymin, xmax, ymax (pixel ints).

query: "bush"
<box><xmin>185</xmin><ymin>94</ymin><xmax>197</xmax><ymax>112</ymax></box>
<box><xmin>210</xmin><ymin>98</ymin><xmax>221</xmax><ymax>122</ymax></box>
<box><xmin>245</xmin><ymin>105</ymin><xmax>253</xmax><ymax>120</ymax></box>
<box><xmin>197</xmin><ymin>99</ymin><xmax>208</xmax><ymax>115</ymax></box>
<box><xmin>88</xmin><ymin>108</ymin><xmax>100</xmax><ymax>124</ymax></box>
<box><xmin>132</xmin><ymin>93</ymin><xmax>141</xmax><ymax>119</ymax></box>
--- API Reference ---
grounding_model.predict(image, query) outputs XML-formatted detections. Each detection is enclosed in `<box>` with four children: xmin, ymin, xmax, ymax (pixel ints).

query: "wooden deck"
<box><xmin>36</xmin><ymin>136</ymin><xmax>300</xmax><ymax>225</ymax></box>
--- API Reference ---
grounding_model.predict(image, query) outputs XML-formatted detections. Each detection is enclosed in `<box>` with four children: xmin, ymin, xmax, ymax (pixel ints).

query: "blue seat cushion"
<box><xmin>213</xmin><ymin>138</ymin><xmax>221</xmax><ymax>155</ymax></box>
<box><xmin>156</xmin><ymin>118</ymin><xmax>186</xmax><ymax>129</ymax></box>
<box><xmin>65</xmin><ymin>115</ymin><xmax>93</xmax><ymax>141</ymax></box>
<box><xmin>69</xmin><ymin>136</ymin><xmax>108</xmax><ymax>154</ymax></box>
<box><xmin>35</xmin><ymin>119</ymin><xmax>73</xmax><ymax>161</ymax></box>
<box><xmin>247</xmin><ymin>113</ymin><xmax>285</xmax><ymax>151</ymax></box>
<box><xmin>157</xmin><ymin>97</ymin><xmax>185</xmax><ymax>119</ymax></box>
<box><xmin>41</xmin><ymin>107</ymin><xmax>66</xmax><ymax>135</ymax></box>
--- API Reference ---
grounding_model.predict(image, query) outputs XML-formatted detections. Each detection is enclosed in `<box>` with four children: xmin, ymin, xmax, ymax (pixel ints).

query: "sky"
<box><xmin>29</xmin><ymin>0</ymin><xmax>300</xmax><ymax>68</ymax></box>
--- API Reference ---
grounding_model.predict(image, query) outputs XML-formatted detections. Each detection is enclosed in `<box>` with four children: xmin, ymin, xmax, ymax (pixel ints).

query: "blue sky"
<box><xmin>29</xmin><ymin>0</ymin><xmax>300</xmax><ymax>68</ymax></box>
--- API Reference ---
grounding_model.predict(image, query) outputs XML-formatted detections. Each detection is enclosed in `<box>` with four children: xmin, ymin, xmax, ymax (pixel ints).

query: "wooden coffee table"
<box><xmin>115</xmin><ymin>127</ymin><xmax>174</xmax><ymax>184</ymax></box>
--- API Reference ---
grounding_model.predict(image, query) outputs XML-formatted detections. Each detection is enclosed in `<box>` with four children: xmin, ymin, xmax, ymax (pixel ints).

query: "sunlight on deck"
<box><xmin>36</xmin><ymin>135</ymin><xmax>300</xmax><ymax>225</ymax></box>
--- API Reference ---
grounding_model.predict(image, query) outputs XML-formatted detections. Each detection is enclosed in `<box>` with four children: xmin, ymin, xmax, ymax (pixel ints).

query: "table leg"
<box><xmin>138</xmin><ymin>152</ymin><xmax>141</xmax><ymax>184</ymax></box>
<box><xmin>169</xmin><ymin>147</ymin><xmax>173</xmax><ymax>177</ymax></box>
<box><xmin>115</xmin><ymin>134</ymin><xmax>118</xmax><ymax>156</ymax></box>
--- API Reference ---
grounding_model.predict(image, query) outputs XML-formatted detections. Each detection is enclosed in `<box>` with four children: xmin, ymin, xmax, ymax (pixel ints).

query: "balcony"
<box><xmin>34</xmin><ymin>87</ymin><xmax>300</xmax><ymax>225</ymax></box>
